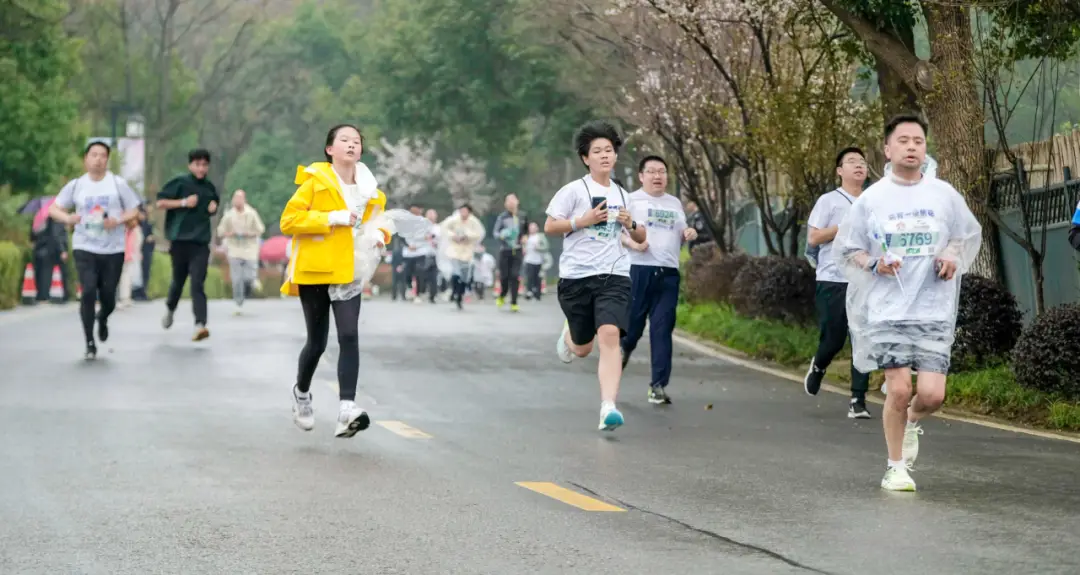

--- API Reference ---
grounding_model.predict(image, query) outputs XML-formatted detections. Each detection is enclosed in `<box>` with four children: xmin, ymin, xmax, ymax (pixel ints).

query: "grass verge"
<box><xmin>678</xmin><ymin>300</ymin><xmax>1080</xmax><ymax>433</ymax></box>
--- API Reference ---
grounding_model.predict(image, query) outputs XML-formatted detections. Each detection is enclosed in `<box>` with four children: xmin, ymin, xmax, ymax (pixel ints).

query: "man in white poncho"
<box><xmin>833</xmin><ymin>114</ymin><xmax>982</xmax><ymax>492</ymax></box>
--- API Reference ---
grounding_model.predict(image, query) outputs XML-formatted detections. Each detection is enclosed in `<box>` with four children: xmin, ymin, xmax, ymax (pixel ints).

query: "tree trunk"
<box><xmin>875</xmin><ymin>58</ymin><xmax>919</xmax><ymax>119</ymax></box>
<box><xmin>922</xmin><ymin>5</ymin><xmax>1000</xmax><ymax>280</ymax></box>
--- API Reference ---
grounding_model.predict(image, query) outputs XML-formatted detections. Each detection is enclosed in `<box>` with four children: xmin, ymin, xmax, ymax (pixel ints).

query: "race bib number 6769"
<box><xmin>884</xmin><ymin>217</ymin><xmax>941</xmax><ymax>257</ymax></box>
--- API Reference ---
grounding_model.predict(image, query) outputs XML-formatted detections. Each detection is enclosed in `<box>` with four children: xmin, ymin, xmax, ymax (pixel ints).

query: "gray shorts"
<box><xmin>867</xmin><ymin>320</ymin><xmax>953</xmax><ymax>374</ymax></box>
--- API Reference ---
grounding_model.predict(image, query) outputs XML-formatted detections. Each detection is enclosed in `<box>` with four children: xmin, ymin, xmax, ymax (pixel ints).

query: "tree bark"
<box><xmin>922</xmin><ymin>4</ymin><xmax>1000</xmax><ymax>279</ymax></box>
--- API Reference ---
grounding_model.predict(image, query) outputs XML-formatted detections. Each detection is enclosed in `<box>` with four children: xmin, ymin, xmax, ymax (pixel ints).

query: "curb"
<box><xmin>673</xmin><ymin>329</ymin><xmax>1080</xmax><ymax>445</ymax></box>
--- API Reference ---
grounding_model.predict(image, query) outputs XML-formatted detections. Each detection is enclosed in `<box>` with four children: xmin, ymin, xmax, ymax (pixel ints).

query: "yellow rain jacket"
<box><xmin>279</xmin><ymin>162</ymin><xmax>391</xmax><ymax>296</ymax></box>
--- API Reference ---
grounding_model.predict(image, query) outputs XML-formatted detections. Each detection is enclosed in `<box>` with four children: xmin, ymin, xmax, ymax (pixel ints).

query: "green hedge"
<box><xmin>0</xmin><ymin>241</ymin><xmax>23</xmax><ymax>310</ymax></box>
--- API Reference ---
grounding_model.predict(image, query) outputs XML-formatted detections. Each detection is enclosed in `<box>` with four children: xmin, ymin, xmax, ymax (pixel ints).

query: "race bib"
<box><xmin>883</xmin><ymin>215</ymin><xmax>941</xmax><ymax>257</ymax></box>
<box><xmin>647</xmin><ymin>206</ymin><xmax>677</xmax><ymax>230</ymax></box>
<box><xmin>82</xmin><ymin>207</ymin><xmax>107</xmax><ymax>240</ymax></box>
<box><xmin>585</xmin><ymin>198</ymin><xmax>622</xmax><ymax>242</ymax></box>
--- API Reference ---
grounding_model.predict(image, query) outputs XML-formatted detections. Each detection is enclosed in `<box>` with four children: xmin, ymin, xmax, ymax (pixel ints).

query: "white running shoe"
<box><xmin>335</xmin><ymin>400</ymin><xmax>371</xmax><ymax>438</ymax></box>
<box><xmin>292</xmin><ymin>385</ymin><xmax>314</xmax><ymax>431</ymax></box>
<box><xmin>598</xmin><ymin>402</ymin><xmax>624</xmax><ymax>431</ymax></box>
<box><xmin>880</xmin><ymin>466</ymin><xmax>917</xmax><ymax>492</ymax></box>
<box><xmin>903</xmin><ymin>423</ymin><xmax>923</xmax><ymax>466</ymax></box>
<box><xmin>556</xmin><ymin>321</ymin><xmax>574</xmax><ymax>364</ymax></box>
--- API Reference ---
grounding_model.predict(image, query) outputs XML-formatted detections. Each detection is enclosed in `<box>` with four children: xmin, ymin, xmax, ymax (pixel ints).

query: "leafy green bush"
<box><xmin>729</xmin><ymin>255</ymin><xmax>816</xmax><ymax>325</ymax></box>
<box><xmin>0</xmin><ymin>241</ymin><xmax>24</xmax><ymax>309</ymax></box>
<box><xmin>686</xmin><ymin>251</ymin><xmax>750</xmax><ymax>304</ymax></box>
<box><xmin>1011</xmin><ymin>303</ymin><xmax>1080</xmax><ymax>400</ymax></box>
<box><xmin>952</xmin><ymin>275</ymin><xmax>1023</xmax><ymax>372</ymax></box>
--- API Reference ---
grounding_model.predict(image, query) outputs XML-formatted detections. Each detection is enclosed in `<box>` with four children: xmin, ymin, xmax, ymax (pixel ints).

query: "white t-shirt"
<box><xmin>546</xmin><ymin>175</ymin><xmax>633</xmax><ymax>279</ymax></box>
<box><xmin>55</xmin><ymin>172</ymin><xmax>142</xmax><ymax>255</ymax></box>
<box><xmin>807</xmin><ymin>189</ymin><xmax>857</xmax><ymax>283</ymax></box>
<box><xmin>523</xmin><ymin>234</ymin><xmax>546</xmax><ymax>265</ymax></box>
<box><xmin>836</xmin><ymin>177</ymin><xmax>974</xmax><ymax>324</ymax></box>
<box><xmin>627</xmin><ymin>190</ymin><xmax>686</xmax><ymax>269</ymax></box>
<box><xmin>475</xmin><ymin>252</ymin><xmax>496</xmax><ymax>286</ymax></box>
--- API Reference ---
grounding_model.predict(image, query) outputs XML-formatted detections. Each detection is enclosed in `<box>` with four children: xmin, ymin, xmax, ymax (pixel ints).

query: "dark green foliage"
<box><xmin>952</xmin><ymin>275</ymin><xmax>1023</xmax><ymax>371</ymax></box>
<box><xmin>685</xmin><ymin>249</ymin><xmax>750</xmax><ymax>305</ymax></box>
<box><xmin>729</xmin><ymin>255</ymin><xmax>816</xmax><ymax>325</ymax></box>
<box><xmin>1011</xmin><ymin>303</ymin><xmax>1080</xmax><ymax>400</ymax></box>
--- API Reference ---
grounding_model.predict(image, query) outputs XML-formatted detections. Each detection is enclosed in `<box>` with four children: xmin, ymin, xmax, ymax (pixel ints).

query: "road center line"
<box><xmin>515</xmin><ymin>482</ymin><xmax>626</xmax><ymax>512</ymax></box>
<box><xmin>376</xmin><ymin>420</ymin><xmax>433</xmax><ymax>439</ymax></box>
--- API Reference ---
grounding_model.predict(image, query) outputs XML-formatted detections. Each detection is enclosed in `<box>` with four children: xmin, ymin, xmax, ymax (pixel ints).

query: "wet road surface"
<box><xmin>2</xmin><ymin>296</ymin><xmax>1079</xmax><ymax>574</ymax></box>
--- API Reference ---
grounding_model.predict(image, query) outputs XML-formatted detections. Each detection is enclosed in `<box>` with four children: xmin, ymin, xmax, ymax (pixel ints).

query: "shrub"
<box><xmin>686</xmin><ymin>251</ymin><xmax>750</xmax><ymax>304</ymax></box>
<box><xmin>951</xmin><ymin>275</ymin><xmax>1023</xmax><ymax>371</ymax></box>
<box><xmin>0</xmin><ymin>241</ymin><xmax>23</xmax><ymax>310</ymax></box>
<box><xmin>1011</xmin><ymin>303</ymin><xmax>1080</xmax><ymax>400</ymax></box>
<box><xmin>729</xmin><ymin>255</ymin><xmax>815</xmax><ymax>325</ymax></box>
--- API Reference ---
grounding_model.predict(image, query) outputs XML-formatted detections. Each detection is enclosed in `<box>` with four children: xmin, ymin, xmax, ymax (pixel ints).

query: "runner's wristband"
<box><xmin>869</xmin><ymin>258</ymin><xmax>879</xmax><ymax>275</ymax></box>
<box><xmin>570</xmin><ymin>218</ymin><xmax>578</xmax><ymax>232</ymax></box>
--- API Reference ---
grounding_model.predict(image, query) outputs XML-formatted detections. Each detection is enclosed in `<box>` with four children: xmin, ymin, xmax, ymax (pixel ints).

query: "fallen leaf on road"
<box><xmin>705</xmin><ymin>403</ymin><xmax>713</xmax><ymax>410</ymax></box>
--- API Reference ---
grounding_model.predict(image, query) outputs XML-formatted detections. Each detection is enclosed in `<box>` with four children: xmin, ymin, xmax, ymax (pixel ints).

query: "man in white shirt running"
<box><xmin>804</xmin><ymin>147</ymin><xmax>872</xmax><ymax>419</ymax></box>
<box><xmin>546</xmin><ymin>121</ymin><xmax>648</xmax><ymax>431</ymax></box>
<box><xmin>49</xmin><ymin>142</ymin><xmax>143</xmax><ymax>359</ymax></box>
<box><xmin>620</xmin><ymin>156</ymin><xmax>697</xmax><ymax>405</ymax></box>
<box><xmin>834</xmin><ymin>114</ymin><xmax>981</xmax><ymax>492</ymax></box>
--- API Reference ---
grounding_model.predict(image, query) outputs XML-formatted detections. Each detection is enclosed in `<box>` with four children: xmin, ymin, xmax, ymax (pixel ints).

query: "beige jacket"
<box><xmin>217</xmin><ymin>205</ymin><xmax>266</xmax><ymax>261</ymax></box>
<box><xmin>439</xmin><ymin>212</ymin><xmax>486</xmax><ymax>262</ymax></box>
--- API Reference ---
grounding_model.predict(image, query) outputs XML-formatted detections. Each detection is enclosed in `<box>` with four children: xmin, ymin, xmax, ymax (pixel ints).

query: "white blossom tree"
<box><xmin>372</xmin><ymin>137</ymin><xmax>496</xmax><ymax>215</ymax></box>
<box><xmin>370</xmin><ymin>137</ymin><xmax>442</xmax><ymax>206</ymax></box>
<box><xmin>444</xmin><ymin>155</ymin><xmax>496</xmax><ymax>215</ymax></box>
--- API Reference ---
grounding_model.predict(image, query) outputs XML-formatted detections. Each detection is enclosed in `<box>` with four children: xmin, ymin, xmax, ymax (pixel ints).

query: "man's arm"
<box><xmin>807</xmin><ymin>225</ymin><xmax>839</xmax><ymax>247</ymax></box>
<box><xmin>155</xmin><ymin>177</ymin><xmax>190</xmax><ymax>210</ymax></box>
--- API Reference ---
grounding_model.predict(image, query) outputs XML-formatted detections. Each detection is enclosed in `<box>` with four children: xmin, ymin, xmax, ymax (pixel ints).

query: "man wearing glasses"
<box><xmin>804</xmin><ymin>147</ymin><xmax>872</xmax><ymax>419</ymax></box>
<box><xmin>620</xmin><ymin>155</ymin><xmax>697</xmax><ymax>405</ymax></box>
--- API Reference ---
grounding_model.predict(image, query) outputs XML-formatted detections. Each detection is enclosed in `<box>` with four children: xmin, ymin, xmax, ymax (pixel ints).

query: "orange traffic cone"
<box><xmin>48</xmin><ymin>265</ymin><xmax>63</xmax><ymax>302</ymax></box>
<box><xmin>21</xmin><ymin>264</ymin><xmax>36</xmax><ymax>303</ymax></box>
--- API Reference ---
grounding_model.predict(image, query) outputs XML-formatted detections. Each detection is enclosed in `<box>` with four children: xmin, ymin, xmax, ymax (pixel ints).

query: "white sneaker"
<box><xmin>881</xmin><ymin>466</ymin><xmax>917</xmax><ymax>492</ymax></box>
<box><xmin>556</xmin><ymin>321</ymin><xmax>574</xmax><ymax>364</ymax></box>
<box><xmin>903</xmin><ymin>423</ymin><xmax>923</xmax><ymax>466</ymax></box>
<box><xmin>335</xmin><ymin>400</ymin><xmax>371</xmax><ymax>438</ymax></box>
<box><xmin>598</xmin><ymin>402</ymin><xmax>624</xmax><ymax>431</ymax></box>
<box><xmin>292</xmin><ymin>385</ymin><xmax>314</xmax><ymax>431</ymax></box>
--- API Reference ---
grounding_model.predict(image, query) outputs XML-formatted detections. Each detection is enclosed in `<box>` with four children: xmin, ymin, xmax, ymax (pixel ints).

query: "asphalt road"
<box><xmin>2</xmin><ymin>295</ymin><xmax>1079</xmax><ymax>574</ymax></box>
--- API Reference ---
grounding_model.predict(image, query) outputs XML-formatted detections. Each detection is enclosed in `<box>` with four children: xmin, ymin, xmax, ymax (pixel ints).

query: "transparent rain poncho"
<box><xmin>833</xmin><ymin>175</ymin><xmax>982</xmax><ymax>373</ymax></box>
<box><xmin>328</xmin><ymin>165</ymin><xmax>434</xmax><ymax>302</ymax></box>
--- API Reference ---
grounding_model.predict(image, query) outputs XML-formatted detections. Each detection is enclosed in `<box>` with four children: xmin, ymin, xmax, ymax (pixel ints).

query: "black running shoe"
<box><xmin>804</xmin><ymin>360</ymin><xmax>824</xmax><ymax>396</ymax></box>
<box><xmin>648</xmin><ymin>385</ymin><xmax>672</xmax><ymax>405</ymax></box>
<box><xmin>85</xmin><ymin>341</ymin><xmax>97</xmax><ymax>360</ymax></box>
<box><xmin>848</xmin><ymin>398</ymin><xmax>871</xmax><ymax>419</ymax></box>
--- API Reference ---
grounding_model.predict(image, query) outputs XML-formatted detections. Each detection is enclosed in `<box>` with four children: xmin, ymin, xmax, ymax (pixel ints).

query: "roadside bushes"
<box><xmin>729</xmin><ymin>255</ymin><xmax>815</xmax><ymax>325</ymax></box>
<box><xmin>685</xmin><ymin>251</ymin><xmax>814</xmax><ymax>325</ymax></box>
<box><xmin>951</xmin><ymin>275</ymin><xmax>1023</xmax><ymax>371</ymax></box>
<box><xmin>0</xmin><ymin>241</ymin><xmax>23</xmax><ymax>310</ymax></box>
<box><xmin>1012</xmin><ymin>303</ymin><xmax>1080</xmax><ymax>400</ymax></box>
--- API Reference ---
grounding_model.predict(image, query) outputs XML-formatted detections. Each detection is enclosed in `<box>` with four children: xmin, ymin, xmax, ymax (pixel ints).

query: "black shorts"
<box><xmin>557</xmin><ymin>275</ymin><xmax>632</xmax><ymax>346</ymax></box>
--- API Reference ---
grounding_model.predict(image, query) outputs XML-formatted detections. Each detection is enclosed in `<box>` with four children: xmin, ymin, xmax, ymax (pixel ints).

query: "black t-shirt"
<box><xmin>158</xmin><ymin>173</ymin><xmax>219</xmax><ymax>245</ymax></box>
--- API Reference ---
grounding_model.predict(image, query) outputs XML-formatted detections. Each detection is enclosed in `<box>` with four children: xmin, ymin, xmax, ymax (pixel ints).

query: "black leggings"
<box><xmin>296</xmin><ymin>284</ymin><xmax>362</xmax><ymax>401</ymax></box>
<box><xmin>498</xmin><ymin>249</ymin><xmax>522</xmax><ymax>304</ymax></box>
<box><xmin>73</xmin><ymin>250</ymin><xmax>124</xmax><ymax>343</ymax></box>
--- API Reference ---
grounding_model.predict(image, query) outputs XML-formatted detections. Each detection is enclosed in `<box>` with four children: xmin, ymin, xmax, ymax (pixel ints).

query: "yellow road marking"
<box><xmin>515</xmin><ymin>482</ymin><xmax>626</xmax><ymax>512</ymax></box>
<box><xmin>376</xmin><ymin>420</ymin><xmax>433</xmax><ymax>439</ymax></box>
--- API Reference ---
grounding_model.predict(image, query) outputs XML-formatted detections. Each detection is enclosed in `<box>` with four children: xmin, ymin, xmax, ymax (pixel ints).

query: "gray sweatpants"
<box><xmin>229</xmin><ymin>258</ymin><xmax>257</xmax><ymax>305</ymax></box>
